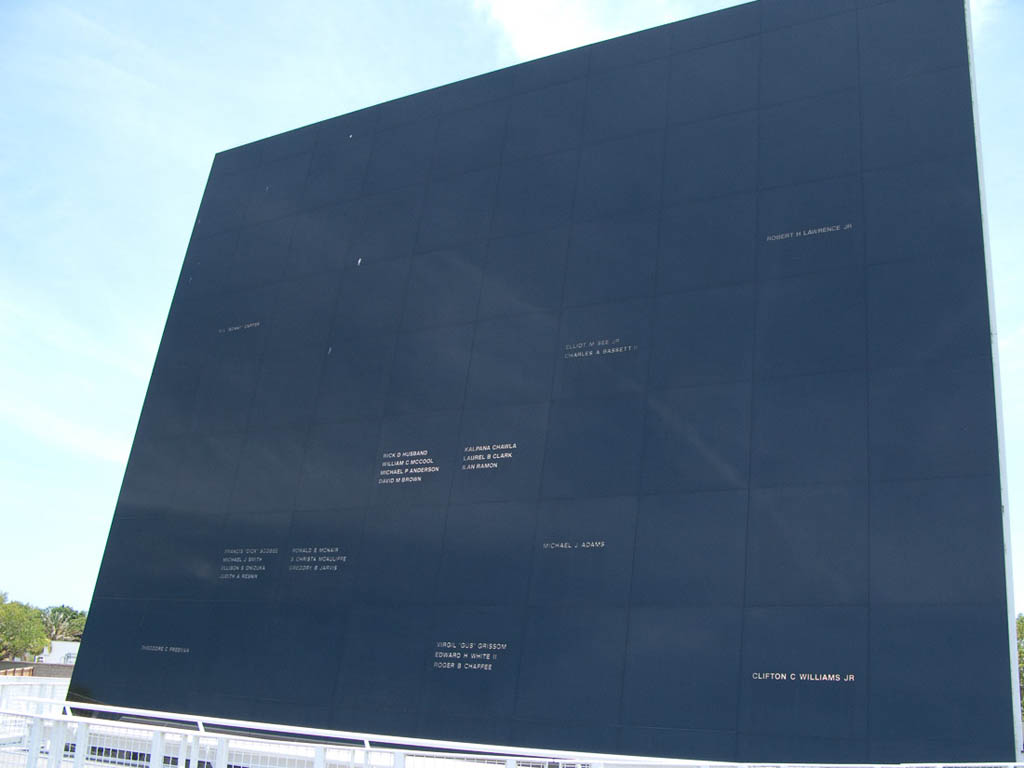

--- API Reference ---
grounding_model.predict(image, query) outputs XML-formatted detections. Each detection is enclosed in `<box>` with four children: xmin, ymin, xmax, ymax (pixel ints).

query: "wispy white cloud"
<box><xmin>470</xmin><ymin>0</ymin><xmax>741</xmax><ymax>61</ymax></box>
<box><xmin>0</xmin><ymin>293</ymin><xmax>153</xmax><ymax>381</ymax></box>
<box><xmin>970</xmin><ymin>0</ymin><xmax>1003</xmax><ymax>34</ymax></box>
<box><xmin>0</xmin><ymin>399</ymin><xmax>131</xmax><ymax>465</ymax></box>
<box><xmin>998</xmin><ymin>322</ymin><xmax>1024</xmax><ymax>377</ymax></box>
<box><xmin>0</xmin><ymin>289</ymin><xmax>148</xmax><ymax>468</ymax></box>
<box><xmin>469</xmin><ymin>0</ymin><xmax>607</xmax><ymax>60</ymax></box>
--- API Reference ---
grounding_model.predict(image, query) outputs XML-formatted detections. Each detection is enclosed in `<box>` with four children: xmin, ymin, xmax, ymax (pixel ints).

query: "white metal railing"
<box><xmin>0</xmin><ymin>706</ymin><xmax>600</xmax><ymax>768</ymax></box>
<box><xmin>1</xmin><ymin>678</ymin><xmax>1023</xmax><ymax>768</ymax></box>
<box><xmin>0</xmin><ymin>680</ymin><xmax>70</xmax><ymax>715</ymax></box>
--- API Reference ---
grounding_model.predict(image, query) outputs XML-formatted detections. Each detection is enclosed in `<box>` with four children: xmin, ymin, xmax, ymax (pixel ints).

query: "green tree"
<box><xmin>40</xmin><ymin>605</ymin><xmax>86</xmax><ymax>642</ymax></box>
<box><xmin>1017</xmin><ymin>614</ymin><xmax>1024</xmax><ymax>708</ymax></box>
<box><xmin>0</xmin><ymin>600</ymin><xmax>48</xmax><ymax>661</ymax></box>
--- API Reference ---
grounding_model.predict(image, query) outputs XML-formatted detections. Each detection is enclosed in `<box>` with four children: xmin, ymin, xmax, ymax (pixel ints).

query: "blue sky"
<box><xmin>0</xmin><ymin>0</ymin><xmax>1020</xmax><ymax>612</ymax></box>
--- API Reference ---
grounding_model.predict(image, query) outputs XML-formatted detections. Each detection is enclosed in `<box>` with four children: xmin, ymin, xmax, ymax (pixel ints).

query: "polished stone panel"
<box><xmin>73</xmin><ymin>1</ymin><xmax>1013</xmax><ymax>762</ymax></box>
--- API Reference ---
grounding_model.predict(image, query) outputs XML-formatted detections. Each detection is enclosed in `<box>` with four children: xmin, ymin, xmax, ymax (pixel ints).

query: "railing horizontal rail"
<box><xmin>59</xmin><ymin>701</ymin><xmax>694</xmax><ymax>764</ymax></box>
<box><xmin>2</xmin><ymin>679</ymin><xmax>1023</xmax><ymax>768</ymax></box>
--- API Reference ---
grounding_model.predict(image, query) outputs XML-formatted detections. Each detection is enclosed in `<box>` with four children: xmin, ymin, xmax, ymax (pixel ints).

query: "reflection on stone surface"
<box><xmin>71</xmin><ymin>1</ymin><xmax>1012</xmax><ymax>762</ymax></box>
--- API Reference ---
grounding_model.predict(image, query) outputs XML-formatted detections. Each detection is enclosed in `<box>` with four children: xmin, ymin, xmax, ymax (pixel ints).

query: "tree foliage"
<box><xmin>1017</xmin><ymin>614</ymin><xmax>1024</xmax><ymax>708</ymax></box>
<box><xmin>0</xmin><ymin>601</ymin><xmax>48</xmax><ymax>661</ymax></box>
<box><xmin>41</xmin><ymin>605</ymin><xmax>87</xmax><ymax>642</ymax></box>
<box><xmin>0</xmin><ymin>592</ymin><xmax>87</xmax><ymax>661</ymax></box>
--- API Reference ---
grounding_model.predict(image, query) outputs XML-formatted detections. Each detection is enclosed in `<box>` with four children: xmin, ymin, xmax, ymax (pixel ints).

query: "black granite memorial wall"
<box><xmin>70</xmin><ymin>0</ymin><xmax>1019</xmax><ymax>762</ymax></box>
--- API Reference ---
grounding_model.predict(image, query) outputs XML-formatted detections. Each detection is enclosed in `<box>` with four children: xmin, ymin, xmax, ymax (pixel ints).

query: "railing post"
<box><xmin>392</xmin><ymin>751</ymin><xmax>405</xmax><ymax>768</ymax></box>
<box><xmin>150</xmin><ymin>731</ymin><xmax>166</xmax><ymax>768</ymax></box>
<box><xmin>314</xmin><ymin>746</ymin><xmax>326</xmax><ymax>768</ymax></box>
<box><xmin>505</xmin><ymin>759</ymin><xmax>517</xmax><ymax>768</ymax></box>
<box><xmin>25</xmin><ymin>717</ymin><xmax>44</xmax><ymax>768</ymax></box>
<box><xmin>214</xmin><ymin>737</ymin><xmax>227</xmax><ymax>768</ymax></box>
<box><xmin>187</xmin><ymin>735</ymin><xmax>200</xmax><ymax>768</ymax></box>
<box><xmin>176</xmin><ymin>733</ymin><xmax>191</xmax><ymax>768</ymax></box>
<box><xmin>47</xmin><ymin>721</ymin><xmax>67</xmax><ymax>768</ymax></box>
<box><xmin>72</xmin><ymin>723</ymin><xmax>90</xmax><ymax>768</ymax></box>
